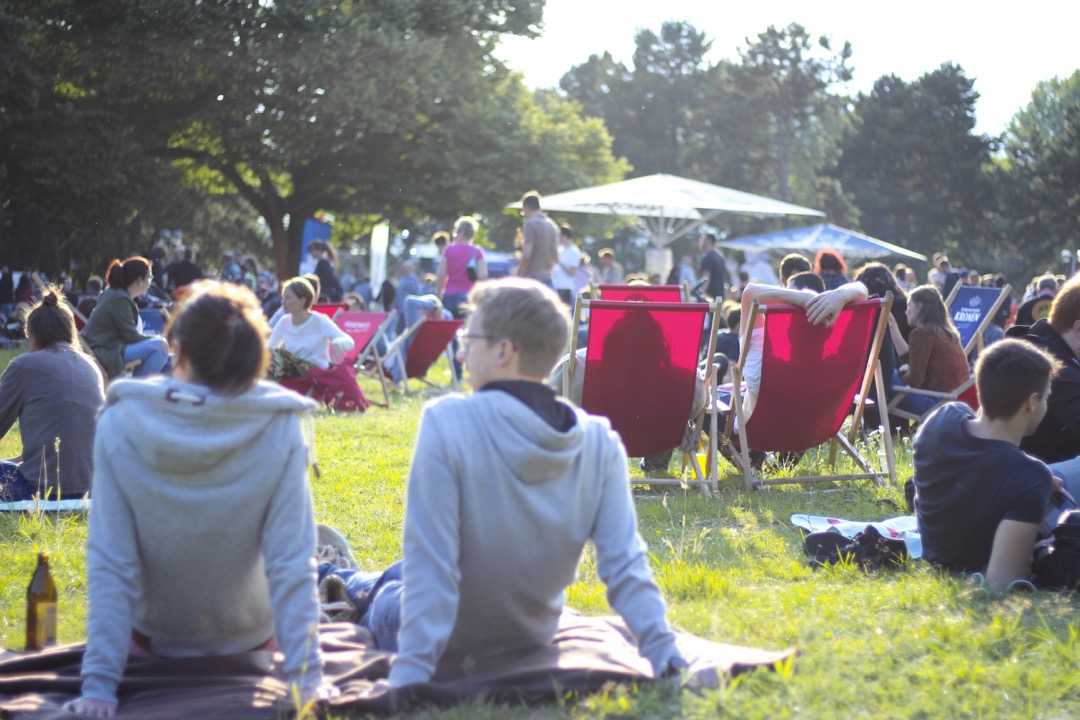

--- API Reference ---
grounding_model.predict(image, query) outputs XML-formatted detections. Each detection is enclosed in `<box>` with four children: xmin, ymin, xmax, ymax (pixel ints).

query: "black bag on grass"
<box><xmin>804</xmin><ymin>526</ymin><xmax>908</xmax><ymax>572</ymax></box>
<box><xmin>1033</xmin><ymin>510</ymin><xmax>1080</xmax><ymax>591</ymax></box>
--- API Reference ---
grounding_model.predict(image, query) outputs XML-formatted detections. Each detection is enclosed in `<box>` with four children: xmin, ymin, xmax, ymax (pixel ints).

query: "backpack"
<box><xmin>1033</xmin><ymin>509</ymin><xmax>1080</xmax><ymax>591</ymax></box>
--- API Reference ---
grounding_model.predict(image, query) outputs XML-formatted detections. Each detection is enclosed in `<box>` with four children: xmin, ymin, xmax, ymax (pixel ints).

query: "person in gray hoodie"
<box><xmin>320</xmin><ymin>278</ymin><xmax>689</xmax><ymax>687</ymax></box>
<box><xmin>66</xmin><ymin>281</ymin><xmax>335</xmax><ymax>717</ymax></box>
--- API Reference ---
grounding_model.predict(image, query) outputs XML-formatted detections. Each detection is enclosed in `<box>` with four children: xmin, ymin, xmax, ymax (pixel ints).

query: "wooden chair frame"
<box><xmin>567</xmin><ymin>298</ymin><xmax>721</xmax><ymax>493</ymax></box>
<box><xmin>722</xmin><ymin>295</ymin><xmax>895</xmax><ymax>489</ymax></box>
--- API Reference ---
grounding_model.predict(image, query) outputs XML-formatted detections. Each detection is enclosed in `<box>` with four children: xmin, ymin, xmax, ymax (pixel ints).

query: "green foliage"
<box><xmin>835</xmin><ymin>64</ymin><xmax>996</xmax><ymax>263</ymax></box>
<box><xmin>995</xmin><ymin>71</ymin><xmax>1080</xmax><ymax>280</ymax></box>
<box><xmin>560</xmin><ymin>22</ymin><xmax>858</xmax><ymax>243</ymax></box>
<box><xmin>731</xmin><ymin>23</ymin><xmax>853</xmax><ymax>205</ymax></box>
<box><xmin>0</xmin><ymin>0</ymin><xmax>626</xmax><ymax>278</ymax></box>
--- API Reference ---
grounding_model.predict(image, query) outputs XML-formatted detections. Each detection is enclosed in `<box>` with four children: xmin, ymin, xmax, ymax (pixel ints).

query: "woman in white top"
<box><xmin>268</xmin><ymin>277</ymin><xmax>353</xmax><ymax>368</ymax></box>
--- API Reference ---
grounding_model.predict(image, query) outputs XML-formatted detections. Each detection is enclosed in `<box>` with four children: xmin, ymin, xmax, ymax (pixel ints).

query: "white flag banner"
<box><xmin>369</xmin><ymin>222</ymin><xmax>389</xmax><ymax>293</ymax></box>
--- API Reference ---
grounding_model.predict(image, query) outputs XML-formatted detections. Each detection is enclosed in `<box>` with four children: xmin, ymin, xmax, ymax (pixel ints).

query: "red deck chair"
<box><xmin>598</xmin><ymin>284</ymin><xmax>686</xmax><ymax>302</ymax></box>
<box><xmin>722</xmin><ymin>296</ymin><xmax>895</xmax><ymax>489</ymax></box>
<box><xmin>336</xmin><ymin>310</ymin><xmax>398</xmax><ymax>407</ymax></box>
<box><xmin>568</xmin><ymin>299</ymin><xmax>720</xmax><ymax>492</ymax></box>
<box><xmin>311</xmin><ymin>302</ymin><xmax>348</xmax><ymax>320</ymax></box>
<box><xmin>385</xmin><ymin>317</ymin><xmax>465</xmax><ymax>393</ymax></box>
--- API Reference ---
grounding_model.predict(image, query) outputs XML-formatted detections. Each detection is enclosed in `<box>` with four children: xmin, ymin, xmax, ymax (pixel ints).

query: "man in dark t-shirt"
<box><xmin>698</xmin><ymin>233</ymin><xmax>727</xmax><ymax>300</ymax></box>
<box><xmin>913</xmin><ymin>339</ymin><xmax>1060</xmax><ymax>589</ymax></box>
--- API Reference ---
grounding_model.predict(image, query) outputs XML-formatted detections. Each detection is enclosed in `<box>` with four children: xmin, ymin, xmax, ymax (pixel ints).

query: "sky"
<box><xmin>494</xmin><ymin>0</ymin><xmax>1080</xmax><ymax>137</ymax></box>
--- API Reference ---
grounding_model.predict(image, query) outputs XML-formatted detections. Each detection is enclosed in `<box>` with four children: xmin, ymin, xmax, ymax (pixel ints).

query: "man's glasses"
<box><xmin>455</xmin><ymin>328</ymin><xmax>496</xmax><ymax>350</ymax></box>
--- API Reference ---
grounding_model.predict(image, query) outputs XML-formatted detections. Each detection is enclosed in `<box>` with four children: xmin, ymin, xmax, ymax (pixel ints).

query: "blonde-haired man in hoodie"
<box><xmin>322</xmin><ymin>277</ymin><xmax>689</xmax><ymax>687</ymax></box>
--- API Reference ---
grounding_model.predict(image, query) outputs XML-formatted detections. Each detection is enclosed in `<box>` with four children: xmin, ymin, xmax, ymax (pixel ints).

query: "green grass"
<box><xmin>3</xmin><ymin>347</ymin><xmax>1080</xmax><ymax>718</ymax></box>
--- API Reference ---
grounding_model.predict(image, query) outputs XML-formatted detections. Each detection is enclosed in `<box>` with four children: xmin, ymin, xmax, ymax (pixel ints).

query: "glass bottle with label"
<box><xmin>26</xmin><ymin>551</ymin><xmax>58</xmax><ymax>650</ymax></box>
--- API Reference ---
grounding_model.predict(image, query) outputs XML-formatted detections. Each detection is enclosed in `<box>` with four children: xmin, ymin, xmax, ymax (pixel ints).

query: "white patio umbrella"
<box><xmin>510</xmin><ymin>174</ymin><xmax>825</xmax><ymax>247</ymax></box>
<box><xmin>718</xmin><ymin>223</ymin><xmax>927</xmax><ymax>261</ymax></box>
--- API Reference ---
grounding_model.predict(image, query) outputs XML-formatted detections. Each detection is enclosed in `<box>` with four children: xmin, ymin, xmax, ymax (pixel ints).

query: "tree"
<box><xmin>3</xmin><ymin>0</ymin><xmax>557</xmax><ymax>278</ymax></box>
<box><xmin>1002</xmin><ymin>71</ymin><xmax>1080</xmax><ymax>164</ymax></box>
<box><xmin>730</xmin><ymin>23</ymin><xmax>853</xmax><ymax>204</ymax></box>
<box><xmin>561</xmin><ymin>21</ymin><xmax>711</xmax><ymax>177</ymax></box>
<box><xmin>995</xmin><ymin>72</ymin><xmax>1080</xmax><ymax>278</ymax></box>
<box><xmin>835</xmin><ymin>64</ymin><xmax>994</xmax><ymax>261</ymax></box>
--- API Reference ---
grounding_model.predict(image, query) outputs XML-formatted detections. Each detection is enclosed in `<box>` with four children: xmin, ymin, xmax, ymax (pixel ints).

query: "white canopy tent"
<box><xmin>512</xmin><ymin>174</ymin><xmax>825</xmax><ymax>248</ymax></box>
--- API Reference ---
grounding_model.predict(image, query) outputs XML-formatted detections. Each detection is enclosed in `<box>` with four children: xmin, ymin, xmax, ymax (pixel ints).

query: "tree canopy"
<box><xmin>0</xmin><ymin>0</ymin><xmax>624</xmax><ymax>277</ymax></box>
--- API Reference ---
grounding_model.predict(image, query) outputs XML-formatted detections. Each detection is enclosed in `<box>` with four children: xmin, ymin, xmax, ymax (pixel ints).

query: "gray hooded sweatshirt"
<box><xmin>80</xmin><ymin>377</ymin><xmax>323</xmax><ymax>704</ymax></box>
<box><xmin>390</xmin><ymin>390</ymin><xmax>682</xmax><ymax>685</ymax></box>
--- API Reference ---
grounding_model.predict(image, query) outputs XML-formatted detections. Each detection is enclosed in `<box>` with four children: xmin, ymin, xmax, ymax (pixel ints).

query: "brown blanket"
<box><xmin>0</xmin><ymin>612</ymin><xmax>794</xmax><ymax>718</ymax></box>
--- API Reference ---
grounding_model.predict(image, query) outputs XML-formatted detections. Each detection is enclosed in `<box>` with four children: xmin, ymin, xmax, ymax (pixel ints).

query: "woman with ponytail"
<box><xmin>67</xmin><ymin>280</ymin><xmax>336</xmax><ymax>717</ymax></box>
<box><xmin>0</xmin><ymin>287</ymin><xmax>104</xmax><ymax>501</ymax></box>
<box><xmin>80</xmin><ymin>256</ymin><xmax>171</xmax><ymax>378</ymax></box>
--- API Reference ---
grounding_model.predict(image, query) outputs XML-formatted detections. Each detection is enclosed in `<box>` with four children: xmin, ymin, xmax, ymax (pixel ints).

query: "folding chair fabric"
<box><xmin>138</xmin><ymin>308</ymin><xmax>167</xmax><ymax>335</ymax></box>
<box><xmin>336</xmin><ymin>310</ymin><xmax>397</xmax><ymax>406</ymax></box>
<box><xmin>336</xmin><ymin>311</ymin><xmax>394</xmax><ymax>367</ymax></box>
<box><xmin>570</xmin><ymin>300</ymin><xmax>719</xmax><ymax>491</ymax></box>
<box><xmin>311</xmin><ymin>302</ymin><xmax>348</xmax><ymax>320</ymax></box>
<box><xmin>598</xmin><ymin>284</ymin><xmax>684</xmax><ymax>302</ymax></box>
<box><xmin>947</xmin><ymin>284</ymin><xmax>1012</xmax><ymax>355</ymax></box>
<box><xmin>391</xmin><ymin>318</ymin><xmax>464</xmax><ymax>391</ymax></box>
<box><xmin>724</xmin><ymin>297</ymin><xmax>894</xmax><ymax>488</ymax></box>
<box><xmin>743</xmin><ymin>302</ymin><xmax>879</xmax><ymax>453</ymax></box>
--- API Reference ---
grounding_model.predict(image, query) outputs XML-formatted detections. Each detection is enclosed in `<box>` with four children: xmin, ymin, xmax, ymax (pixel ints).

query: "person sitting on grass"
<box><xmin>65</xmin><ymin>280</ymin><xmax>335</xmax><ymax>717</ymax></box>
<box><xmin>913</xmin><ymin>338</ymin><xmax>1061</xmax><ymax>591</ymax></box>
<box><xmin>317</xmin><ymin>277</ymin><xmax>694</xmax><ymax>686</ymax></box>
<box><xmin>0</xmin><ymin>287</ymin><xmax>104</xmax><ymax>502</ymax></box>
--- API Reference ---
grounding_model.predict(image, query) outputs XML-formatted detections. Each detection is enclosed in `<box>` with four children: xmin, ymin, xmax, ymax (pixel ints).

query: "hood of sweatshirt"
<box><xmin>102</xmin><ymin>377</ymin><xmax>319</xmax><ymax>475</ymax></box>
<box><xmin>432</xmin><ymin>390</ymin><xmax>598</xmax><ymax>485</ymax></box>
<box><xmin>1025</xmin><ymin>320</ymin><xmax>1080</xmax><ymax>365</ymax></box>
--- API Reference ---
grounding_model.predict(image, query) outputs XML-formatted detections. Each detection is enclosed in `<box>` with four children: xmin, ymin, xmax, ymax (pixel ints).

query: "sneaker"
<box><xmin>316</xmin><ymin>524</ymin><xmax>359</xmax><ymax>570</ymax></box>
<box><xmin>318</xmin><ymin>574</ymin><xmax>361</xmax><ymax>622</ymax></box>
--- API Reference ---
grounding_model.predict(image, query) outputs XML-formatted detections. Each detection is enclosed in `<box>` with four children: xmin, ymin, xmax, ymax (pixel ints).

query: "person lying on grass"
<box><xmin>913</xmin><ymin>338</ymin><xmax>1064</xmax><ymax>590</ymax></box>
<box><xmin>65</xmin><ymin>281</ymin><xmax>336</xmax><ymax>717</ymax></box>
<box><xmin>319</xmin><ymin>277</ymin><xmax>698</xmax><ymax>686</ymax></box>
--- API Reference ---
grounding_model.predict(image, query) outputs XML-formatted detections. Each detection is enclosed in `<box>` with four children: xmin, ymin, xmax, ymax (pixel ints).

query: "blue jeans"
<box><xmin>891</xmin><ymin>370</ymin><xmax>940</xmax><ymax>416</ymax></box>
<box><xmin>318</xmin><ymin>561</ymin><xmax>403</xmax><ymax>651</ymax></box>
<box><xmin>0</xmin><ymin>461</ymin><xmax>38</xmax><ymax>502</ymax></box>
<box><xmin>124</xmin><ymin>338</ymin><xmax>171</xmax><ymax>376</ymax></box>
<box><xmin>442</xmin><ymin>293</ymin><xmax>468</xmax><ymax>320</ymax></box>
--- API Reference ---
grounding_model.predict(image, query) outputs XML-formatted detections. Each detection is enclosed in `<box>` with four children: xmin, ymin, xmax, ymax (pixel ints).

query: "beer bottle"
<box><xmin>26</xmin><ymin>552</ymin><xmax>58</xmax><ymax>651</ymax></box>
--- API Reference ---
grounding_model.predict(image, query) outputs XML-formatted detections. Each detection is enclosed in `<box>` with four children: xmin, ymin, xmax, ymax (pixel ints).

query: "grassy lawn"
<box><xmin>2</xmin><ymin>347</ymin><xmax>1079</xmax><ymax>718</ymax></box>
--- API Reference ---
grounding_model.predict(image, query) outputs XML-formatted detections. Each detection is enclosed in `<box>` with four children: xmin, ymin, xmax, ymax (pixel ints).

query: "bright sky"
<box><xmin>494</xmin><ymin>0</ymin><xmax>1080</xmax><ymax>136</ymax></box>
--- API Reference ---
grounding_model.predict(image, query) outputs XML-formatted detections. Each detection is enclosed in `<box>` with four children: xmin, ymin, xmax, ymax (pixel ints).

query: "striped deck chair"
<box><xmin>721</xmin><ymin>296</ymin><xmax>895</xmax><ymax>489</ymax></box>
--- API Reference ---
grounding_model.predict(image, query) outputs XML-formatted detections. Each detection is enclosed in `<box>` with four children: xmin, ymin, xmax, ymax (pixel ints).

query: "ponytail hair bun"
<box><xmin>167</xmin><ymin>280</ymin><xmax>269</xmax><ymax>394</ymax></box>
<box><xmin>26</xmin><ymin>285</ymin><xmax>76</xmax><ymax>348</ymax></box>
<box><xmin>106</xmin><ymin>256</ymin><xmax>152</xmax><ymax>289</ymax></box>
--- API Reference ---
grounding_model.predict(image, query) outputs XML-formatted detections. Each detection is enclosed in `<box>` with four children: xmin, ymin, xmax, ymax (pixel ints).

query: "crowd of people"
<box><xmin>5</xmin><ymin>195</ymin><xmax>1080</xmax><ymax>714</ymax></box>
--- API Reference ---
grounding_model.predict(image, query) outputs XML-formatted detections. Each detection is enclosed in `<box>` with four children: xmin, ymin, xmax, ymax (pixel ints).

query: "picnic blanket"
<box><xmin>791</xmin><ymin>514</ymin><xmax>923</xmax><ymax>559</ymax></box>
<box><xmin>0</xmin><ymin>612</ymin><xmax>794</xmax><ymax>718</ymax></box>
<box><xmin>0</xmin><ymin>499</ymin><xmax>90</xmax><ymax>513</ymax></box>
